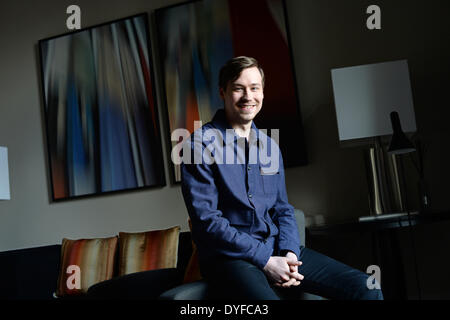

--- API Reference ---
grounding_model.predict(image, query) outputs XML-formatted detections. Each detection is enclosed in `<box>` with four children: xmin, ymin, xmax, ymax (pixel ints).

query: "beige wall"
<box><xmin>0</xmin><ymin>0</ymin><xmax>187</xmax><ymax>251</ymax></box>
<box><xmin>0</xmin><ymin>0</ymin><xmax>448</xmax><ymax>253</ymax></box>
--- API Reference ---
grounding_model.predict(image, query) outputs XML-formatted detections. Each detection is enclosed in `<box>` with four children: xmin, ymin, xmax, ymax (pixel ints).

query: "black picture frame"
<box><xmin>38</xmin><ymin>13</ymin><xmax>166</xmax><ymax>201</ymax></box>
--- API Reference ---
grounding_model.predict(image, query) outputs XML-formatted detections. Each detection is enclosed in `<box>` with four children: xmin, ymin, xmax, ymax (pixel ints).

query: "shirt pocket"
<box><xmin>260</xmin><ymin>166</ymin><xmax>279</xmax><ymax>194</ymax></box>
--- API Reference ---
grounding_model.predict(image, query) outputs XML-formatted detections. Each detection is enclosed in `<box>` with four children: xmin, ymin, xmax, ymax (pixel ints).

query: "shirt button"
<box><xmin>248</xmin><ymin>193</ymin><xmax>253</xmax><ymax>198</ymax></box>
<box><xmin>247</xmin><ymin>166</ymin><xmax>251</xmax><ymax>171</ymax></box>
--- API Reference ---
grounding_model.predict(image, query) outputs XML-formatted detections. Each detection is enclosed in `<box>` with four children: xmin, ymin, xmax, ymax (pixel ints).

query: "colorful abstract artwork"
<box><xmin>156</xmin><ymin>0</ymin><xmax>307</xmax><ymax>182</ymax></box>
<box><xmin>39</xmin><ymin>13</ymin><xmax>165</xmax><ymax>201</ymax></box>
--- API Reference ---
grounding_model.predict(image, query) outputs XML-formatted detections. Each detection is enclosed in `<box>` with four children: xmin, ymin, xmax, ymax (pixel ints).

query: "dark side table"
<box><xmin>306</xmin><ymin>210</ymin><xmax>450</xmax><ymax>300</ymax></box>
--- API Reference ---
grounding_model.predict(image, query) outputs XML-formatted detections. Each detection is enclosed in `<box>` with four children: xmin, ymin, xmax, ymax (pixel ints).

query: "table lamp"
<box><xmin>0</xmin><ymin>146</ymin><xmax>11</xmax><ymax>200</ymax></box>
<box><xmin>331</xmin><ymin>60</ymin><xmax>417</xmax><ymax>216</ymax></box>
<box><xmin>387</xmin><ymin>111</ymin><xmax>416</xmax><ymax>212</ymax></box>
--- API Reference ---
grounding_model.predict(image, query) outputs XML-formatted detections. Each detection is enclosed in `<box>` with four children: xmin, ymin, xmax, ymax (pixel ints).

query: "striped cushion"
<box><xmin>118</xmin><ymin>226</ymin><xmax>180</xmax><ymax>276</ymax></box>
<box><xmin>56</xmin><ymin>236</ymin><xmax>118</xmax><ymax>296</ymax></box>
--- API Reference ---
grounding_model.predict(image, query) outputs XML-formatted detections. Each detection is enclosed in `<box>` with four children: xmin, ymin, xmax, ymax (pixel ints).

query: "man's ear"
<box><xmin>219</xmin><ymin>87</ymin><xmax>225</xmax><ymax>100</ymax></box>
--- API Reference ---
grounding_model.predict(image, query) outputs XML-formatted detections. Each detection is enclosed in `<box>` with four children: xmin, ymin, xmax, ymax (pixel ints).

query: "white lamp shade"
<box><xmin>0</xmin><ymin>146</ymin><xmax>10</xmax><ymax>200</ymax></box>
<box><xmin>331</xmin><ymin>60</ymin><xmax>417</xmax><ymax>141</ymax></box>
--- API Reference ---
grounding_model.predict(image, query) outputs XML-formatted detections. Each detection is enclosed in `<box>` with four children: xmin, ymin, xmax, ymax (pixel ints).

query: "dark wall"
<box><xmin>287</xmin><ymin>0</ymin><xmax>450</xmax><ymax>299</ymax></box>
<box><xmin>285</xmin><ymin>0</ymin><xmax>449</xmax><ymax>221</ymax></box>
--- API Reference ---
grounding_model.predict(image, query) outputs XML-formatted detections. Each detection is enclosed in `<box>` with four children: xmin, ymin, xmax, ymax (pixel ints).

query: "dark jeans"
<box><xmin>201</xmin><ymin>246</ymin><xmax>383</xmax><ymax>300</ymax></box>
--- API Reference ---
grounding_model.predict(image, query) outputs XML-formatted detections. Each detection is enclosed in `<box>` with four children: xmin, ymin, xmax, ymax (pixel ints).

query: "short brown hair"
<box><xmin>219</xmin><ymin>56</ymin><xmax>265</xmax><ymax>90</ymax></box>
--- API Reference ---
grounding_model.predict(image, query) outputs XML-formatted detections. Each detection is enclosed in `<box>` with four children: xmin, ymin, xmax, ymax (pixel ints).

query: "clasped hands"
<box><xmin>263</xmin><ymin>252</ymin><xmax>304</xmax><ymax>288</ymax></box>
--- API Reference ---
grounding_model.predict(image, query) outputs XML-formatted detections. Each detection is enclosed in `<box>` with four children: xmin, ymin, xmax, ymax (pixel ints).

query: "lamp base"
<box><xmin>365</xmin><ymin>138</ymin><xmax>405</xmax><ymax>216</ymax></box>
<box><xmin>359</xmin><ymin>211</ymin><xmax>419</xmax><ymax>222</ymax></box>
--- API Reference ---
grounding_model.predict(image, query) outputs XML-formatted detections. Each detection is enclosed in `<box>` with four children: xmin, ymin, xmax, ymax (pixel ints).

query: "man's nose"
<box><xmin>243</xmin><ymin>88</ymin><xmax>252</xmax><ymax>99</ymax></box>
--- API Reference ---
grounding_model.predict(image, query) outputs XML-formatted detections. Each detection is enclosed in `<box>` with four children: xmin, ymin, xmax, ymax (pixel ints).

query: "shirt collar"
<box><xmin>210</xmin><ymin>109</ymin><xmax>264</xmax><ymax>148</ymax></box>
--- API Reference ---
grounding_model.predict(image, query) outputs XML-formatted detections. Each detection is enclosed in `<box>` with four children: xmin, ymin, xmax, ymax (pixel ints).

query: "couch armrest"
<box><xmin>294</xmin><ymin>208</ymin><xmax>306</xmax><ymax>246</ymax></box>
<box><xmin>159</xmin><ymin>280</ymin><xmax>209</xmax><ymax>300</ymax></box>
<box><xmin>87</xmin><ymin>268</ymin><xmax>181</xmax><ymax>299</ymax></box>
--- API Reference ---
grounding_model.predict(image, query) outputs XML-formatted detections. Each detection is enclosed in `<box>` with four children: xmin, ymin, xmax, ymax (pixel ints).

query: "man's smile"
<box><xmin>237</xmin><ymin>104</ymin><xmax>257</xmax><ymax>111</ymax></box>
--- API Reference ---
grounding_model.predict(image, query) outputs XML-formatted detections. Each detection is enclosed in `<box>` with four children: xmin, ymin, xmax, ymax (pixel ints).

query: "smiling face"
<box><xmin>220</xmin><ymin>66</ymin><xmax>264</xmax><ymax>129</ymax></box>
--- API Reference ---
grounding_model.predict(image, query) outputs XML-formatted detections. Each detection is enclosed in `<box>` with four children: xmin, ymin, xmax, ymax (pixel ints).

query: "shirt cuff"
<box><xmin>278</xmin><ymin>241</ymin><xmax>300</xmax><ymax>259</ymax></box>
<box><xmin>251</xmin><ymin>240</ymin><xmax>274</xmax><ymax>270</ymax></box>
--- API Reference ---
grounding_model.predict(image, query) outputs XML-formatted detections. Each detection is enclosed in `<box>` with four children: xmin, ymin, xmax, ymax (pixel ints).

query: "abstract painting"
<box><xmin>156</xmin><ymin>0</ymin><xmax>307</xmax><ymax>182</ymax></box>
<box><xmin>39</xmin><ymin>13</ymin><xmax>165</xmax><ymax>201</ymax></box>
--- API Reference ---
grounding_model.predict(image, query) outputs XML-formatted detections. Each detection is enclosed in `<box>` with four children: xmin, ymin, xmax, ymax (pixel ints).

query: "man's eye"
<box><xmin>234</xmin><ymin>88</ymin><xmax>243</xmax><ymax>91</ymax></box>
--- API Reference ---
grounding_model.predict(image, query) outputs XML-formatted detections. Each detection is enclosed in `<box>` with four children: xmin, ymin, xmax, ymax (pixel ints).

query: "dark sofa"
<box><xmin>0</xmin><ymin>232</ymin><xmax>193</xmax><ymax>300</ymax></box>
<box><xmin>0</xmin><ymin>244</ymin><xmax>61</xmax><ymax>299</ymax></box>
<box><xmin>0</xmin><ymin>209</ymin><xmax>322</xmax><ymax>300</ymax></box>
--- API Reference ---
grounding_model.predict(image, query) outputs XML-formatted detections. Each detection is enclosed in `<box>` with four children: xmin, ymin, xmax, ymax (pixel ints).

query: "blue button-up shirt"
<box><xmin>181</xmin><ymin>109</ymin><xmax>300</xmax><ymax>270</ymax></box>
